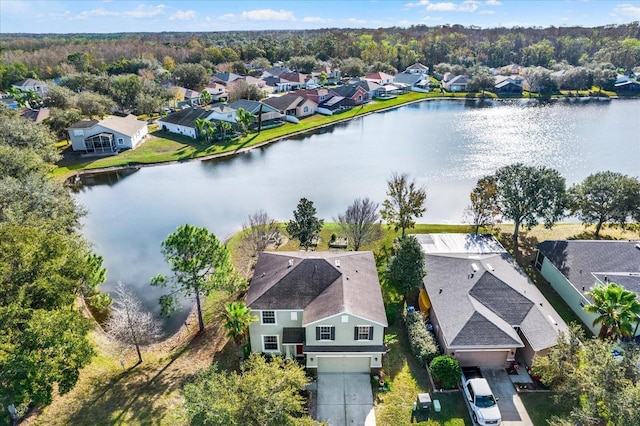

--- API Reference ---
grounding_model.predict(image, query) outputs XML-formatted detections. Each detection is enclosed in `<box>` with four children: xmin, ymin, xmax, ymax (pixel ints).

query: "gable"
<box><xmin>450</xmin><ymin>311</ymin><xmax>522</xmax><ymax>347</ymax></box>
<box><xmin>470</xmin><ymin>272</ymin><xmax>534</xmax><ymax>325</ymax></box>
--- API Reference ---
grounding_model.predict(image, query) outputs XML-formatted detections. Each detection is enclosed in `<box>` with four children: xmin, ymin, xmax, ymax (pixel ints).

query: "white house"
<box><xmin>246</xmin><ymin>251</ymin><xmax>388</xmax><ymax>373</ymax></box>
<box><xmin>68</xmin><ymin>115</ymin><xmax>148</xmax><ymax>154</ymax></box>
<box><xmin>12</xmin><ymin>78</ymin><xmax>49</xmax><ymax>96</ymax></box>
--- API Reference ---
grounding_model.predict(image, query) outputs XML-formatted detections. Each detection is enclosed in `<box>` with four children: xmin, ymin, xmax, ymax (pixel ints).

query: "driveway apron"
<box><xmin>317</xmin><ymin>373</ymin><xmax>376</xmax><ymax>426</ymax></box>
<box><xmin>480</xmin><ymin>367</ymin><xmax>533</xmax><ymax>426</ymax></box>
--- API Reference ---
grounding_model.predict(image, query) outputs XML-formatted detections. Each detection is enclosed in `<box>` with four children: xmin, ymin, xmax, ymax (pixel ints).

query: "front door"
<box><xmin>296</xmin><ymin>344</ymin><xmax>303</xmax><ymax>356</ymax></box>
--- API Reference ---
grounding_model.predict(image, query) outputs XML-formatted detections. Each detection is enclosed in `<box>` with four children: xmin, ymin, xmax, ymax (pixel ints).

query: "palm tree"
<box><xmin>194</xmin><ymin>118</ymin><xmax>207</xmax><ymax>140</ymax></box>
<box><xmin>584</xmin><ymin>282</ymin><xmax>640</xmax><ymax>340</ymax></box>
<box><xmin>222</xmin><ymin>301</ymin><xmax>257</xmax><ymax>360</ymax></box>
<box><xmin>218</xmin><ymin>120</ymin><xmax>233</xmax><ymax>141</ymax></box>
<box><xmin>205</xmin><ymin>121</ymin><xmax>217</xmax><ymax>143</ymax></box>
<box><xmin>235</xmin><ymin>107</ymin><xmax>256</xmax><ymax>135</ymax></box>
<box><xmin>200</xmin><ymin>89</ymin><xmax>212</xmax><ymax>106</ymax></box>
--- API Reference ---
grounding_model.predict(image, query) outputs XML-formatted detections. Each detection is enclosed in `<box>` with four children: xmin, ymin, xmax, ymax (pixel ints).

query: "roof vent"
<box><xmin>548</xmin><ymin>315</ymin><xmax>558</xmax><ymax>326</ymax></box>
<box><xmin>486</xmin><ymin>263</ymin><xmax>494</xmax><ymax>271</ymax></box>
<box><xmin>335</xmin><ymin>259</ymin><xmax>341</xmax><ymax>268</ymax></box>
<box><xmin>635</xmin><ymin>243</ymin><xmax>640</xmax><ymax>250</ymax></box>
<box><xmin>288</xmin><ymin>259</ymin><xmax>294</xmax><ymax>268</ymax></box>
<box><xmin>471</xmin><ymin>263</ymin><xmax>479</xmax><ymax>272</ymax></box>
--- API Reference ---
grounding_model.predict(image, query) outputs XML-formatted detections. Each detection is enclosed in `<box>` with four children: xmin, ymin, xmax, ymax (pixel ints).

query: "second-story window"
<box><xmin>261</xmin><ymin>310</ymin><xmax>276</xmax><ymax>324</ymax></box>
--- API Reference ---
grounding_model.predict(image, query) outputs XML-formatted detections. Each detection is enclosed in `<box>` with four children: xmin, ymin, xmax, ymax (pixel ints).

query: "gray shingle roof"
<box><xmin>247</xmin><ymin>251</ymin><xmax>387</xmax><ymax>327</ymax></box>
<box><xmin>419</xmin><ymin>234</ymin><xmax>567</xmax><ymax>352</ymax></box>
<box><xmin>263</xmin><ymin>94</ymin><xmax>304</xmax><ymax>111</ymax></box>
<box><xmin>158</xmin><ymin>107</ymin><xmax>212</xmax><ymax>127</ymax></box>
<box><xmin>536</xmin><ymin>240</ymin><xmax>640</xmax><ymax>298</ymax></box>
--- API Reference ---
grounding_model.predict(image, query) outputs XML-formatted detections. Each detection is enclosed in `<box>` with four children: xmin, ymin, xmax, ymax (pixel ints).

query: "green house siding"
<box><xmin>305</xmin><ymin>313</ymin><xmax>384</xmax><ymax>347</ymax></box>
<box><xmin>248</xmin><ymin>309</ymin><xmax>303</xmax><ymax>354</ymax></box>
<box><xmin>538</xmin><ymin>255</ymin><xmax>599</xmax><ymax>336</ymax></box>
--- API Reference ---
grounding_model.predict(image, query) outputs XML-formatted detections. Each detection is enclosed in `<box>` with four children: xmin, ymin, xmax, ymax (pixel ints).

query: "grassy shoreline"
<box><xmin>53</xmin><ymin>89</ymin><xmax>630</xmax><ymax>180</ymax></box>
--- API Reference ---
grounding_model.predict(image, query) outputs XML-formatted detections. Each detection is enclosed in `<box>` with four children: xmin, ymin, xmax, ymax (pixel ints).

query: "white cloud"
<box><xmin>421</xmin><ymin>16</ymin><xmax>443</xmax><ymax>21</ymax></box>
<box><xmin>170</xmin><ymin>10</ymin><xmax>196</xmax><ymax>21</ymax></box>
<box><xmin>76</xmin><ymin>8</ymin><xmax>119</xmax><ymax>19</ymax></box>
<box><xmin>240</xmin><ymin>9</ymin><xmax>295</xmax><ymax>21</ymax></box>
<box><xmin>478</xmin><ymin>10</ymin><xmax>496</xmax><ymax>15</ymax></box>
<box><xmin>405</xmin><ymin>0</ymin><xmax>430</xmax><ymax>7</ymax></box>
<box><xmin>220</xmin><ymin>13</ymin><xmax>235</xmax><ymax>20</ymax></box>
<box><xmin>123</xmin><ymin>4</ymin><xmax>166</xmax><ymax>18</ymax></box>
<box><xmin>485</xmin><ymin>0</ymin><xmax>502</xmax><ymax>5</ymax></box>
<box><xmin>427</xmin><ymin>1</ymin><xmax>479</xmax><ymax>12</ymax></box>
<box><xmin>303</xmin><ymin>16</ymin><xmax>325</xmax><ymax>22</ymax></box>
<box><xmin>613</xmin><ymin>3</ymin><xmax>640</xmax><ymax>19</ymax></box>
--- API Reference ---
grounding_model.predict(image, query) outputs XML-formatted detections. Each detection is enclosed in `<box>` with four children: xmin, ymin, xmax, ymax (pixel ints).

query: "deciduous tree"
<box><xmin>465</xmin><ymin>175</ymin><xmax>499</xmax><ymax>234</ymax></box>
<box><xmin>240</xmin><ymin>209</ymin><xmax>279</xmax><ymax>258</ymax></box>
<box><xmin>385</xmin><ymin>235</ymin><xmax>426</xmax><ymax>302</ymax></box>
<box><xmin>104</xmin><ymin>282</ymin><xmax>162</xmax><ymax>364</ymax></box>
<box><xmin>173</xmin><ymin>63</ymin><xmax>208</xmax><ymax>90</ymax></box>
<box><xmin>286</xmin><ymin>198</ymin><xmax>324</xmax><ymax>251</ymax></box>
<box><xmin>151</xmin><ymin>224</ymin><xmax>240</xmax><ymax>332</ymax></box>
<box><xmin>183</xmin><ymin>354</ymin><xmax>312</xmax><ymax>426</ymax></box>
<box><xmin>335</xmin><ymin>197</ymin><xmax>382</xmax><ymax>251</ymax></box>
<box><xmin>380</xmin><ymin>172</ymin><xmax>427</xmax><ymax>237</ymax></box>
<box><xmin>492</xmin><ymin>163</ymin><xmax>566</xmax><ymax>254</ymax></box>
<box><xmin>569</xmin><ymin>171</ymin><xmax>640</xmax><ymax>238</ymax></box>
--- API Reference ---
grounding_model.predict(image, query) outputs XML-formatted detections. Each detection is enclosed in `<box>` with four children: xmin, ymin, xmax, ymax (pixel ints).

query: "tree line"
<box><xmin>1</xmin><ymin>23</ymin><xmax>639</xmax><ymax>91</ymax></box>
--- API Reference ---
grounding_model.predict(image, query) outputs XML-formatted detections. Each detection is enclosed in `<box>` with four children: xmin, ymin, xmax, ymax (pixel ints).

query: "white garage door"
<box><xmin>317</xmin><ymin>356</ymin><xmax>371</xmax><ymax>373</ymax></box>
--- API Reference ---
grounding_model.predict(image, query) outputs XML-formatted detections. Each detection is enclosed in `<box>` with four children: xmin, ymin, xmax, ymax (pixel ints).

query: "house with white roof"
<box><xmin>68</xmin><ymin>115</ymin><xmax>149</xmax><ymax>153</ymax></box>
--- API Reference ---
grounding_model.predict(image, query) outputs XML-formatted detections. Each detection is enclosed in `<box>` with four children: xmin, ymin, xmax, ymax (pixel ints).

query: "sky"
<box><xmin>1</xmin><ymin>0</ymin><xmax>640</xmax><ymax>34</ymax></box>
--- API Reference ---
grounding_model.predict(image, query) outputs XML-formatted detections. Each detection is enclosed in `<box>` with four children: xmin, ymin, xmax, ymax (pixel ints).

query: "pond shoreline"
<box><xmin>63</xmin><ymin>94</ymin><xmax>619</xmax><ymax>181</ymax></box>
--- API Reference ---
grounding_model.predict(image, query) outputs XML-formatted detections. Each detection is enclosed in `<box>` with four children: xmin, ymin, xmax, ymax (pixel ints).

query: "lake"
<box><xmin>75</xmin><ymin>98</ymin><xmax>640</xmax><ymax>333</ymax></box>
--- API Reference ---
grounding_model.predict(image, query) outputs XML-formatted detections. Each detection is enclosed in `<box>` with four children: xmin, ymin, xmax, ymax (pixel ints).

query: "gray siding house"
<box><xmin>535</xmin><ymin>240</ymin><xmax>640</xmax><ymax>337</ymax></box>
<box><xmin>246</xmin><ymin>251</ymin><xmax>388</xmax><ymax>373</ymax></box>
<box><xmin>68</xmin><ymin>115</ymin><xmax>148</xmax><ymax>153</ymax></box>
<box><xmin>415</xmin><ymin>233</ymin><xmax>567</xmax><ymax>368</ymax></box>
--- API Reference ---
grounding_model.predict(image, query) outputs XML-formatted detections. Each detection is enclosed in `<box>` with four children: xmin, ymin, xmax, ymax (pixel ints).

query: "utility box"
<box><xmin>433</xmin><ymin>399</ymin><xmax>441</xmax><ymax>412</ymax></box>
<box><xmin>416</xmin><ymin>393</ymin><xmax>432</xmax><ymax>410</ymax></box>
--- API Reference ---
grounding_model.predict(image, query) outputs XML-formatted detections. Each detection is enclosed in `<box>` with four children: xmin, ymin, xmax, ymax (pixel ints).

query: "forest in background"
<box><xmin>1</xmin><ymin>23</ymin><xmax>640</xmax><ymax>89</ymax></box>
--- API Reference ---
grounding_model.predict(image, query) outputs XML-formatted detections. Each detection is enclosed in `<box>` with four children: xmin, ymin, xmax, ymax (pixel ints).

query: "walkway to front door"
<box><xmin>316</xmin><ymin>373</ymin><xmax>376</xmax><ymax>426</ymax></box>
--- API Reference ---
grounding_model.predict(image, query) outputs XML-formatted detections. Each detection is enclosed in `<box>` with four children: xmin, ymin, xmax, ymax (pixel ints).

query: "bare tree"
<box><xmin>240</xmin><ymin>209</ymin><xmax>279</xmax><ymax>258</ymax></box>
<box><xmin>104</xmin><ymin>282</ymin><xmax>163</xmax><ymax>364</ymax></box>
<box><xmin>334</xmin><ymin>198</ymin><xmax>382</xmax><ymax>251</ymax></box>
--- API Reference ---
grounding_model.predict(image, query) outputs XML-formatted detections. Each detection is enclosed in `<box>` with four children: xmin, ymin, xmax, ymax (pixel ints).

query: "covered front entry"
<box><xmin>317</xmin><ymin>356</ymin><xmax>371</xmax><ymax>373</ymax></box>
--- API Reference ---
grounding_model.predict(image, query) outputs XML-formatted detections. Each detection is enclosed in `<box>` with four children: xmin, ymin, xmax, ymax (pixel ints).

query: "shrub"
<box><xmin>385</xmin><ymin>303</ymin><xmax>400</xmax><ymax>325</ymax></box>
<box><xmin>405</xmin><ymin>311</ymin><xmax>439</xmax><ymax>365</ymax></box>
<box><xmin>429</xmin><ymin>355</ymin><xmax>461</xmax><ymax>389</ymax></box>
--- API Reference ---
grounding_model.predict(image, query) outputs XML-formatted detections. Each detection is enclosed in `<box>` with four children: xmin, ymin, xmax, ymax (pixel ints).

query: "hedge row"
<box><xmin>405</xmin><ymin>310</ymin><xmax>439</xmax><ymax>365</ymax></box>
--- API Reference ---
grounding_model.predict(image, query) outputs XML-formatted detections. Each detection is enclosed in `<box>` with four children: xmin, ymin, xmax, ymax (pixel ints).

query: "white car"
<box><xmin>463</xmin><ymin>378</ymin><xmax>502</xmax><ymax>425</ymax></box>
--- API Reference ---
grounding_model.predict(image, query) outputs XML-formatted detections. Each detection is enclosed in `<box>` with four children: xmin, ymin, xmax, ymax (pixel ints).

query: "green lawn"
<box><xmin>520</xmin><ymin>393</ymin><xmax>570</xmax><ymax>426</ymax></box>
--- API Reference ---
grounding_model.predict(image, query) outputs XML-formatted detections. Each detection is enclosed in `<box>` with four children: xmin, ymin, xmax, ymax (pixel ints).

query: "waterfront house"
<box><xmin>263</xmin><ymin>94</ymin><xmax>317</xmax><ymax>120</ymax></box>
<box><xmin>68</xmin><ymin>114</ymin><xmax>148</xmax><ymax>153</ymax></box>
<box><xmin>415</xmin><ymin>233</ymin><xmax>567</xmax><ymax>368</ymax></box>
<box><xmin>246</xmin><ymin>251</ymin><xmax>388</xmax><ymax>373</ymax></box>
<box><xmin>535</xmin><ymin>240</ymin><xmax>640</xmax><ymax>337</ymax></box>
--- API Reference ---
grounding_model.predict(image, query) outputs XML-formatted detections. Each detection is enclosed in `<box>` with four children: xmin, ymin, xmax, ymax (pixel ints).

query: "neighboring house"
<box><xmin>405</xmin><ymin>63</ymin><xmax>430</xmax><ymax>75</ymax></box>
<box><xmin>262</xmin><ymin>76</ymin><xmax>292</xmax><ymax>93</ymax></box>
<box><xmin>493</xmin><ymin>76</ymin><xmax>523</xmax><ymax>95</ymax></box>
<box><xmin>158</xmin><ymin>107</ymin><xmax>217</xmax><ymax>139</ymax></box>
<box><xmin>364</xmin><ymin>72</ymin><xmax>395</xmax><ymax>85</ymax></box>
<box><xmin>535</xmin><ymin>240</ymin><xmax>640</xmax><ymax>337</ymax></box>
<box><xmin>296</xmin><ymin>88</ymin><xmax>335</xmax><ymax>105</ymax></box>
<box><xmin>352</xmin><ymin>79</ymin><xmax>384</xmax><ymax>99</ymax></box>
<box><xmin>68</xmin><ymin>115</ymin><xmax>148</xmax><ymax>153</ymax></box>
<box><xmin>330</xmin><ymin>84</ymin><xmax>370</xmax><ymax>106</ymax></box>
<box><xmin>262</xmin><ymin>67</ymin><xmax>291</xmax><ymax>79</ymax></box>
<box><xmin>227</xmin><ymin>99</ymin><xmax>284</xmax><ymax>128</ymax></box>
<box><xmin>415</xmin><ymin>233</ymin><xmax>567</xmax><ymax>368</ymax></box>
<box><xmin>246</xmin><ymin>251</ymin><xmax>388</xmax><ymax>373</ymax></box>
<box><xmin>279</xmin><ymin>72</ymin><xmax>308</xmax><ymax>90</ymax></box>
<box><xmin>311</xmin><ymin>65</ymin><xmax>341</xmax><ymax>84</ymax></box>
<box><xmin>393</xmin><ymin>72</ymin><xmax>430</xmax><ymax>93</ymax></box>
<box><xmin>173</xmin><ymin>87</ymin><xmax>202</xmax><ymax>107</ymax></box>
<box><xmin>12</xmin><ymin>78</ymin><xmax>48</xmax><ymax>96</ymax></box>
<box><xmin>210</xmin><ymin>72</ymin><xmax>244</xmax><ymax>86</ymax></box>
<box><xmin>442</xmin><ymin>75</ymin><xmax>469</xmax><ymax>92</ymax></box>
<box><xmin>262</xmin><ymin>94</ymin><xmax>317</xmax><ymax>120</ymax></box>
<box><xmin>614</xmin><ymin>80</ymin><xmax>640</xmax><ymax>92</ymax></box>
<box><xmin>203</xmin><ymin>82</ymin><xmax>228</xmax><ymax>102</ymax></box>
<box><xmin>20</xmin><ymin>107</ymin><xmax>50</xmax><ymax>124</ymax></box>
<box><xmin>500</xmin><ymin>63</ymin><xmax>524</xmax><ymax>75</ymax></box>
<box><xmin>318</xmin><ymin>95</ymin><xmax>349</xmax><ymax>115</ymax></box>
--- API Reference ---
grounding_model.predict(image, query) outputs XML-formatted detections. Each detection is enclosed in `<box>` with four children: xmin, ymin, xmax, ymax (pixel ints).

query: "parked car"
<box><xmin>462</xmin><ymin>371</ymin><xmax>502</xmax><ymax>425</ymax></box>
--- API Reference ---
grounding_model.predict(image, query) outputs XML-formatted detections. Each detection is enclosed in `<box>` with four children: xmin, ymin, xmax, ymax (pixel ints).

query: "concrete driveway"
<box><xmin>316</xmin><ymin>373</ymin><xmax>376</xmax><ymax>426</ymax></box>
<box><xmin>480</xmin><ymin>368</ymin><xmax>533</xmax><ymax>426</ymax></box>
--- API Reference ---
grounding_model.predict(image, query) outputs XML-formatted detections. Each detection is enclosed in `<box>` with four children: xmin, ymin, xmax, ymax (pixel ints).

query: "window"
<box><xmin>303</xmin><ymin>106</ymin><xmax>309</xmax><ymax>112</ymax></box>
<box><xmin>263</xmin><ymin>335</ymin><xmax>278</xmax><ymax>351</ymax></box>
<box><xmin>117</xmin><ymin>138</ymin><xmax>124</xmax><ymax>146</ymax></box>
<box><xmin>534</xmin><ymin>252</ymin><xmax>544</xmax><ymax>271</ymax></box>
<box><xmin>355</xmin><ymin>326</ymin><xmax>374</xmax><ymax>341</ymax></box>
<box><xmin>290</xmin><ymin>312</ymin><xmax>297</xmax><ymax>321</ymax></box>
<box><xmin>317</xmin><ymin>326</ymin><xmax>335</xmax><ymax>341</ymax></box>
<box><xmin>261</xmin><ymin>311</ymin><xmax>276</xmax><ymax>324</ymax></box>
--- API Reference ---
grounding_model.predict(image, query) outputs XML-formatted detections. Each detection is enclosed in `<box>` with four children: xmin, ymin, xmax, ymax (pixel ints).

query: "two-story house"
<box><xmin>246</xmin><ymin>251</ymin><xmax>388</xmax><ymax>374</ymax></box>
